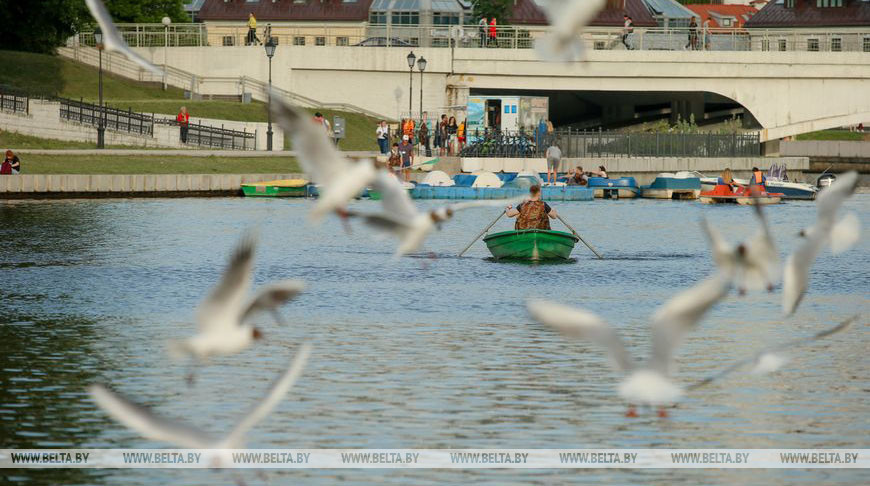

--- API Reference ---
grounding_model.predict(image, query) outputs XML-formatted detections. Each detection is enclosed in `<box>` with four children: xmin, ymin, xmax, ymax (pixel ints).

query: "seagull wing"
<box><xmin>85</xmin><ymin>0</ymin><xmax>164</xmax><ymax>75</ymax></box>
<box><xmin>446</xmin><ymin>196</ymin><xmax>525</xmax><ymax>213</ymax></box>
<box><xmin>700</xmin><ymin>217</ymin><xmax>736</xmax><ymax>276</ymax></box>
<box><xmin>648</xmin><ymin>273</ymin><xmax>731</xmax><ymax>375</ymax></box>
<box><xmin>527</xmin><ymin>299</ymin><xmax>634</xmax><ymax>372</ymax></box>
<box><xmin>372</xmin><ymin>170</ymin><xmax>419</xmax><ymax>223</ymax></box>
<box><xmin>196</xmin><ymin>235</ymin><xmax>255</xmax><ymax>331</ymax></box>
<box><xmin>224</xmin><ymin>343</ymin><xmax>312</xmax><ymax>446</ymax></box>
<box><xmin>240</xmin><ymin>280</ymin><xmax>306</xmax><ymax>323</ymax></box>
<box><xmin>742</xmin><ymin>205</ymin><xmax>780</xmax><ymax>291</ymax></box>
<box><xmin>535</xmin><ymin>0</ymin><xmax>606</xmax><ymax>62</ymax></box>
<box><xmin>268</xmin><ymin>94</ymin><xmax>351</xmax><ymax>185</ymax></box>
<box><xmin>781</xmin><ymin>232</ymin><xmax>826</xmax><ymax>316</ymax></box>
<box><xmin>88</xmin><ymin>385</ymin><xmax>214</xmax><ymax>449</ymax></box>
<box><xmin>816</xmin><ymin>171</ymin><xmax>858</xmax><ymax>223</ymax></box>
<box><xmin>686</xmin><ymin>315</ymin><xmax>858</xmax><ymax>391</ymax></box>
<box><xmin>829</xmin><ymin>212</ymin><xmax>861</xmax><ymax>255</ymax></box>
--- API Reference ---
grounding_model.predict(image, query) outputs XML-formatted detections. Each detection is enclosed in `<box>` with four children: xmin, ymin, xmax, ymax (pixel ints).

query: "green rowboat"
<box><xmin>483</xmin><ymin>229</ymin><xmax>579</xmax><ymax>261</ymax></box>
<box><xmin>241</xmin><ymin>179</ymin><xmax>309</xmax><ymax>197</ymax></box>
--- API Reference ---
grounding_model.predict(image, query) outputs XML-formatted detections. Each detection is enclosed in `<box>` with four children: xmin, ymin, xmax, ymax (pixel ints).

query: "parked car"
<box><xmin>353</xmin><ymin>37</ymin><xmax>414</xmax><ymax>47</ymax></box>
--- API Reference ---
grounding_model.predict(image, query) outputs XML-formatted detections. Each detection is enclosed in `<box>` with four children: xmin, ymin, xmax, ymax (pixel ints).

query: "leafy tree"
<box><xmin>0</xmin><ymin>0</ymin><xmax>89</xmax><ymax>54</ymax></box>
<box><xmin>471</xmin><ymin>0</ymin><xmax>515</xmax><ymax>22</ymax></box>
<box><xmin>104</xmin><ymin>0</ymin><xmax>189</xmax><ymax>23</ymax></box>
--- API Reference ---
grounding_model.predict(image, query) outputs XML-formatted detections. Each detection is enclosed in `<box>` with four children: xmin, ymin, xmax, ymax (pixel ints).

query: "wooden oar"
<box><xmin>458</xmin><ymin>211</ymin><xmax>504</xmax><ymax>257</ymax></box>
<box><xmin>556</xmin><ymin>214</ymin><xmax>603</xmax><ymax>260</ymax></box>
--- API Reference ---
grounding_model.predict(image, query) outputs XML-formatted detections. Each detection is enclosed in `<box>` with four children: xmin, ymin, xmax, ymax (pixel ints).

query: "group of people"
<box><xmin>379</xmin><ymin>115</ymin><xmax>466</xmax><ymax>157</ymax></box>
<box><xmin>717</xmin><ymin>166</ymin><xmax>768</xmax><ymax>193</ymax></box>
<box><xmin>686</xmin><ymin>17</ymin><xmax>714</xmax><ymax>51</ymax></box>
<box><xmin>0</xmin><ymin>150</ymin><xmax>21</xmax><ymax>175</ymax></box>
<box><xmin>477</xmin><ymin>17</ymin><xmax>499</xmax><ymax>47</ymax></box>
<box><xmin>544</xmin><ymin>142</ymin><xmax>607</xmax><ymax>185</ymax></box>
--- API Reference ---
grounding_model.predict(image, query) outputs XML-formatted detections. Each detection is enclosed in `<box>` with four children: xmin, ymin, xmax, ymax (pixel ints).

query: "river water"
<box><xmin>1</xmin><ymin>195</ymin><xmax>867</xmax><ymax>485</ymax></box>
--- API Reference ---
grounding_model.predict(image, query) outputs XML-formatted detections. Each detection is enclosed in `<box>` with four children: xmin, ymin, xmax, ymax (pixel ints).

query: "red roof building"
<box><xmin>745</xmin><ymin>0</ymin><xmax>870</xmax><ymax>28</ymax></box>
<box><xmin>685</xmin><ymin>4</ymin><xmax>759</xmax><ymax>29</ymax></box>
<box><xmin>508</xmin><ymin>0</ymin><xmax>658</xmax><ymax>27</ymax></box>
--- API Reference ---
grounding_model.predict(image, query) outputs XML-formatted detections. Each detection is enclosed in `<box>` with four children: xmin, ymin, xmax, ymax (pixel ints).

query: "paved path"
<box><xmin>15</xmin><ymin>149</ymin><xmax>380</xmax><ymax>158</ymax></box>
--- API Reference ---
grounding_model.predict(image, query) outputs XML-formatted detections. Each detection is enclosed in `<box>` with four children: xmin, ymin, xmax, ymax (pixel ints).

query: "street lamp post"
<box><xmin>265</xmin><ymin>37</ymin><xmax>277</xmax><ymax>151</ymax></box>
<box><xmin>95</xmin><ymin>28</ymin><xmax>105</xmax><ymax>149</ymax></box>
<box><xmin>406</xmin><ymin>51</ymin><xmax>416</xmax><ymax>117</ymax></box>
<box><xmin>162</xmin><ymin>17</ymin><xmax>171</xmax><ymax>90</ymax></box>
<box><xmin>417</xmin><ymin>56</ymin><xmax>427</xmax><ymax>121</ymax></box>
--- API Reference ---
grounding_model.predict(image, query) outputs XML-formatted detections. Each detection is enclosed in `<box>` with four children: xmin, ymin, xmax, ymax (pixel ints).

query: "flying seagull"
<box><xmin>85</xmin><ymin>0</ymin><xmax>165</xmax><ymax>75</ymax></box>
<box><xmin>89</xmin><ymin>343</ymin><xmax>311</xmax><ymax>466</ymax></box>
<box><xmin>170</xmin><ymin>235</ymin><xmax>306</xmax><ymax>366</ymax></box>
<box><xmin>269</xmin><ymin>92</ymin><xmax>377</xmax><ymax>223</ymax></box>
<box><xmin>527</xmin><ymin>273</ymin><xmax>731</xmax><ymax>417</ymax></box>
<box><xmin>349</xmin><ymin>171</ymin><xmax>523</xmax><ymax>258</ymax></box>
<box><xmin>783</xmin><ymin>171</ymin><xmax>860</xmax><ymax>315</ymax></box>
<box><xmin>535</xmin><ymin>0</ymin><xmax>607</xmax><ymax>62</ymax></box>
<box><xmin>687</xmin><ymin>315</ymin><xmax>857</xmax><ymax>390</ymax></box>
<box><xmin>702</xmin><ymin>204</ymin><xmax>779</xmax><ymax>295</ymax></box>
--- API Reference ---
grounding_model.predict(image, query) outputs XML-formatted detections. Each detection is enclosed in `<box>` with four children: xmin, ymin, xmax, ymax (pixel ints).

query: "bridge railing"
<box><xmin>72</xmin><ymin>24</ymin><xmax>870</xmax><ymax>52</ymax></box>
<box><xmin>460</xmin><ymin>129</ymin><xmax>761</xmax><ymax>158</ymax></box>
<box><xmin>156</xmin><ymin>117</ymin><xmax>257</xmax><ymax>150</ymax></box>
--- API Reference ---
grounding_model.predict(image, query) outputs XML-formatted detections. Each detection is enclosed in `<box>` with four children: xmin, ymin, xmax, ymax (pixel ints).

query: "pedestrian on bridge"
<box><xmin>478</xmin><ymin>17</ymin><xmax>487</xmax><ymax>48</ymax></box>
<box><xmin>176</xmin><ymin>107</ymin><xmax>190</xmax><ymax>144</ymax></box>
<box><xmin>247</xmin><ymin>13</ymin><xmax>260</xmax><ymax>46</ymax></box>
<box><xmin>622</xmin><ymin>15</ymin><xmax>634</xmax><ymax>50</ymax></box>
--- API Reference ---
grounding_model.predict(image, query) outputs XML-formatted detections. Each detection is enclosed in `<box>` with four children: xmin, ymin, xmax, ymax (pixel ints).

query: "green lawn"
<box><xmin>795</xmin><ymin>130</ymin><xmax>867</xmax><ymax>141</ymax></box>
<box><xmin>21</xmin><ymin>155</ymin><xmax>301</xmax><ymax>175</ymax></box>
<box><xmin>0</xmin><ymin>130</ymin><xmax>145</xmax><ymax>150</ymax></box>
<box><xmin>0</xmin><ymin>50</ymin><xmax>382</xmax><ymax>151</ymax></box>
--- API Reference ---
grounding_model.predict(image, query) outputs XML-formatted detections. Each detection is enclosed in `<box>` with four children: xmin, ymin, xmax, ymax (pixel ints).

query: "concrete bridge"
<box><xmin>62</xmin><ymin>44</ymin><xmax>870</xmax><ymax>142</ymax></box>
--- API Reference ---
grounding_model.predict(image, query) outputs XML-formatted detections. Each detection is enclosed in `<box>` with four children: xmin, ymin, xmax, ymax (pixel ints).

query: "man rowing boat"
<box><xmin>505</xmin><ymin>184</ymin><xmax>559</xmax><ymax>230</ymax></box>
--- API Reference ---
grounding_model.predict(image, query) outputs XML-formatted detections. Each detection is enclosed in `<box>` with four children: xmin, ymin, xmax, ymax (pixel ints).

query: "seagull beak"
<box><xmin>252</xmin><ymin>327</ymin><xmax>264</xmax><ymax>340</ymax></box>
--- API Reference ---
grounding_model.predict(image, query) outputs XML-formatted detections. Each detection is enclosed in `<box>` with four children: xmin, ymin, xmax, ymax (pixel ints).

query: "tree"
<box><xmin>471</xmin><ymin>0</ymin><xmax>515</xmax><ymax>22</ymax></box>
<box><xmin>104</xmin><ymin>0</ymin><xmax>189</xmax><ymax>23</ymax></box>
<box><xmin>0</xmin><ymin>0</ymin><xmax>89</xmax><ymax>54</ymax></box>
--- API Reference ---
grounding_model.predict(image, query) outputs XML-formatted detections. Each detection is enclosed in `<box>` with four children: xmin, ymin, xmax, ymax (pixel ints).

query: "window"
<box><xmin>816</xmin><ymin>0</ymin><xmax>843</xmax><ymax>6</ymax></box>
<box><xmin>369</xmin><ymin>11</ymin><xmax>386</xmax><ymax>24</ymax></box>
<box><xmin>594</xmin><ymin>41</ymin><xmax>605</xmax><ymax>50</ymax></box>
<box><xmin>807</xmin><ymin>38</ymin><xmax>819</xmax><ymax>51</ymax></box>
<box><xmin>785</xmin><ymin>0</ymin><xmax>794</xmax><ymax>7</ymax></box>
<box><xmin>831</xmin><ymin>37</ymin><xmax>842</xmax><ymax>52</ymax></box>
<box><xmin>433</xmin><ymin>12</ymin><xmax>460</xmax><ymax>25</ymax></box>
<box><xmin>778</xmin><ymin>39</ymin><xmax>787</xmax><ymax>51</ymax></box>
<box><xmin>315</xmin><ymin>36</ymin><xmax>326</xmax><ymax>46</ymax></box>
<box><xmin>392</xmin><ymin>11</ymin><xmax>419</xmax><ymax>25</ymax></box>
<box><xmin>761</xmin><ymin>39</ymin><xmax>770</xmax><ymax>51</ymax></box>
<box><xmin>722</xmin><ymin>18</ymin><xmax>732</xmax><ymax>27</ymax></box>
<box><xmin>293</xmin><ymin>36</ymin><xmax>305</xmax><ymax>46</ymax></box>
<box><xmin>337</xmin><ymin>36</ymin><xmax>349</xmax><ymax>46</ymax></box>
<box><xmin>864</xmin><ymin>37</ymin><xmax>870</xmax><ymax>52</ymax></box>
<box><xmin>222</xmin><ymin>36</ymin><xmax>235</xmax><ymax>46</ymax></box>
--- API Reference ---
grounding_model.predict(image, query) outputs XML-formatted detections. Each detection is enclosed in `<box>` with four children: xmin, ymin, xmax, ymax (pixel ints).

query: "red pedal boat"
<box><xmin>699</xmin><ymin>184</ymin><xmax>783</xmax><ymax>205</ymax></box>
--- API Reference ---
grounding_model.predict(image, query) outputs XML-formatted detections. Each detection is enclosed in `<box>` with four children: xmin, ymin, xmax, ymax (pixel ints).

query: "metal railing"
<box><xmin>76</xmin><ymin>23</ymin><xmax>207</xmax><ymax>48</ymax></box>
<box><xmin>0</xmin><ymin>86</ymin><xmax>28</xmax><ymax>114</ymax></box>
<box><xmin>460</xmin><ymin>129</ymin><xmax>761</xmax><ymax>158</ymax></box>
<box><xmin>72</xmin><ymin>23</ymin><xmax>870</xmax><ymax>52</ymax></box>
<box><xmin>59</xmin><ymin>98</ymin><xmax>154</xmax><ymax>136</ymax></box>
<box><xmin>156</xmin><ymin>118</ymin><xmax>256</xmax><ymax>150</ymax></box>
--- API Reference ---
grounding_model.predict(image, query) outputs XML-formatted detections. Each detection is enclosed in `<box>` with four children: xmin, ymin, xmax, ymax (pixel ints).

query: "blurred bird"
<box><xmin>170</xmin><ymin>235</ymin><xmax>305</xmax><ymax>370</ymax></box>
<box><xmin>701</xmin><ymin>204</ymin><xmax>779</xmax><ymax>295</ymax></box>
<box><xmin>85</xmin><ymin>0</ymin><xmax>164</xmax><ymax>75</ymax></box>
<box><xmin>349</xmin><ymin>171</ymin><xmax>523</xmax><ymax>258</ymax></box>
<box><xmin>527</xmin><ymin>273</ymin><xmax>731</xmax><ymax>417</ymax></box>
<box><xmin>783</xmin><ymin>171</ymin><xmax>860</xmax><ymax>315</ymax></box>
<box><xmin>688</xmin><ymin>315</ymin><xmax>857</xmax><ymax>390</ymax></box>
<box><xmin>89</xmin><ymin>343</ymin><xmax>311</xmax><ymax>467</ymax></box>
<box><xmin>535</xmin><ymin>0</ymin><xmax>607</xmax><ymax>62</ymax></box>
<box><xmin>269</xmin><ymin>93</ymin><xmax>377</xmax><ymax>222</ymax></box>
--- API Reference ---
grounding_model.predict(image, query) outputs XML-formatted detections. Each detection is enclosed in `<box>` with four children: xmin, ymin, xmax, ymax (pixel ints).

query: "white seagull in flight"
<box><xmin>528</xmin><ymin>273</ymin><xmax>731</xmax><ymax>417</ymax></box>
<box><xmin>702</xmin><ymin>204</ymin><xmax>779</xmax><ymax>295</ymax></box>
<box><xmin>782</xmin><ymin>171</ymin><xmax>860</xmax><ymax>315</ymax></box>
<box><xmin>85</xmin><ymin>0</ymin><xmax>165</xmax><ymax>75</ymax></box>
<box><xmin>170</xmin><ymin>235</ymin><xmax>305</xmax><ymax>368</ymax></box>
<box><xmin>349</xmin><ymin>171</ymin><xmax>523</xmax><ymax>258</ymax></box>
<box><xmin>269</xmin><ymin>93</ymin><xmax>377</xmax><ymax>223</ymax></box>
<box><xmin>89</xmin><ymin>344</ymin><xmax>311</xmax><ymax>464</ymax></box>
<box><xmin>535</xmin><ymin>0</ymin><xmax>607</xmax><ymax>62</ymax></box>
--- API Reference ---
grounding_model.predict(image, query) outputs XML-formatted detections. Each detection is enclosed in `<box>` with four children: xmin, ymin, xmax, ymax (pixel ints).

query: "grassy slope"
<box><xmin>0</xmin><ymin>130</ymin><xmax>147</xmax><ymax>150</ymax></box>
<box><xmin>795</xmin><ymin>130</ymin><xmax>867</xmax><ymax>141</ymax></box>
<box><xmin>0</xmin><ymin>50</ymin><xmax>381</xmax><ymax>151</ymax></box>
<box><xmin>22</xmin><ymin>155</ymin><xmax>300</xmax><ymax>175</ymax></box>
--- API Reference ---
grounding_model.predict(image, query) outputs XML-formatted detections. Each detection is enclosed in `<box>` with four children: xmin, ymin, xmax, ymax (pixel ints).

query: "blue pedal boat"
<box><xmin>641</xmin><ymin>173</ymin><xmax>702</xmax><ymax>200</ymax></box>
<box><xmin>587</xmin><ymin>177</ymin><xmax>640</xmax><ymax>199</ymax></box>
